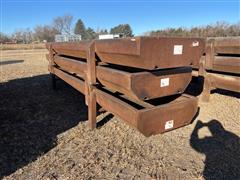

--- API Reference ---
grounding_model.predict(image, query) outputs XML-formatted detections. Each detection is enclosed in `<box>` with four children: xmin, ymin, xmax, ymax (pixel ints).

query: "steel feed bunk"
<box><xmin>192</xmin><ymin>37</ymin><xmax>240</xmax><ymax>102</ymax></box>
<box><xmin>46</xmin><ymin>37</ymin><xmax>205</xmax><ymax>136</ymax></box>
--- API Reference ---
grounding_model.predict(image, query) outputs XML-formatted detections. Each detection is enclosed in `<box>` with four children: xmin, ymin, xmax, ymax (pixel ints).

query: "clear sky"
<box><xmin>1</xmin><ymin>0</ymin><xmax>240</xmax><ymax>35</ymax></box>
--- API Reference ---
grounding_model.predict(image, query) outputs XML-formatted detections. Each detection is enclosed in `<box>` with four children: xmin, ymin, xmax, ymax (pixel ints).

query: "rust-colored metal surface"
<box><xmin>46</xmin><ymin>37</ymin><xmax>200</xmax><ymax>136</ymax></box>
<box><xmin>204</xmin><ymin>73</ymin><xmax>240</xmax><ymax>93</ymax></box>
<box><xmin>52</xmin><ymin>67</ymin><xmax>85</xmax><ymax>94</ymax></box>
<box><xmin>53</xmin><ymin>55</ymin><xmax>87</xmax><ymax>78</ymax></box>
<box><xmin>195</xmin><ymin>37</ymin><xmax>240</xmax><ymax>102</ymax></box>
<box><xmin>211</xmin><ymin>37</ymin><xmax>240</xmax><ymax>54</ymax></box>
<box><xmin>97</xmin><ymin>65</ymin><xmax>192</xmax><ymax>100</ymax></box>
<box><xmin>48</xmin><ymin>37</ymin><xmax>205</xmax><ymax>70</ymax></box>
<box><xmin>209</xmin><ymin>73</ymin><xmax>240</xmax><ymax>92</ymax></box>
<box><xmin>213</xmin><ymin>56</ymin><xmax>240</xmax><ymax>74</ymax></box>
<box><xmin>204</xmin><ymin>37</ymin><xmax>240</xmax><ymax>74</ymax></box>
<box><xmin>50</xmin><ymin>41</ymin><xmax>91</xmax><ymax>59</ymax></box>
<box><xmin>96</xmin><ymin>89</ymin><xmax>198</xmax><ymax>137</ymax></box>
<box><xmin>52</xmin><ymin>55</ymin><xmax>192</xmax><ymax>100</ymax></box>
<box><xmin>95</xmin><ymin>37</ymin><xmax>205</xmax><ymax>69</ymax></box>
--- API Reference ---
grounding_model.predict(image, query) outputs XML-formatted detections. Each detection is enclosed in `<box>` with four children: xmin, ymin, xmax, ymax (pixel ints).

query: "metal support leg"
<box><xmin>201</xmin><ymin>76</ymin><xmax>211</xmax><ymax>102</ymax></box>
<box><xmin>86</xmin><ymin>41</ymin><xmax>97</xmax><ymax>129</ymax></box>
<box><xmin>88</xmin><ymin>90</ymin><xmax>96</xmax><ymax>130</ymax></box>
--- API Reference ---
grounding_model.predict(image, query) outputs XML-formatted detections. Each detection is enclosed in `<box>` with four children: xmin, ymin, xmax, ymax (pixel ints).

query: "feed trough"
<box><xmin>95</xmin><ymin>37</ymin><xmax>205</xmax><ymax>69</ymax></box>
<box><xmin>50</xmin><ymin>67</ymin><xmax>198</xmax><ymax>137</ymax></box>
<box><xmin>193</xmin><ymin>37</ymin><xmax>240</xmax><ymax>102</ymax></box>
<box><xmin>53</xmin><ymin>55</ymin><xmax>192</xmax><ymax>100</ymax></box>
<box><xmin>46</xmin><ymin>37</ymin><xmax>203</xmax><ymax>136</ymax></box>
<box><xmin>48</xmin><ymin>37</ymin><xmax>205</xmax><ymax>70</ymax></box>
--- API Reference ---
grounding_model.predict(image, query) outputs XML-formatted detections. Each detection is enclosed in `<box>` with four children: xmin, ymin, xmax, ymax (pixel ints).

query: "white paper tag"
<box><xmin>160</xmin><ymin>78</ymin><xmax>169</xmax><ymax>87</ymax></box>
<box><xmin>173</xmin><ymin>45</ymin><xmax>183</xmax><ymax>55</ymax></box>
<box><xmin>192</xmin><ymin>41</ymin><xmax>199</xmax><ymax>47</ymax></box>
<box><xmin>165</xmin><ymin>120</ymin><xmax>174</xmax><ymax>130</ymax></box>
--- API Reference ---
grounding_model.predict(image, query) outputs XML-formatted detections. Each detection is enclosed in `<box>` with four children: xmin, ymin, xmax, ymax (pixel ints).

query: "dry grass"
<box><xmin>0</xmin><ymin>50</ymin><xmax>239</xmax><ymax>180</ymax></box>
<box><xmin>1</xmin><ymin>43</ymin><xmax>46</xmax><ymax>50</ymax></box>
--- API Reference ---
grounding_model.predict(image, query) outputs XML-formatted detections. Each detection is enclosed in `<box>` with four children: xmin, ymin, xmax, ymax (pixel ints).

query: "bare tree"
<box><xmin>53</xmin><ymin>14</ymin><xmax>73</xmax><ymax>34</ymax></box>
<box><xmin>12</xmin><ymin>28</ymin><xmax>34</xmax><ymax>43</ymax></box>
<box><xmin>0</xmin><ymin>32</ymin><xmax>10</xmax><ymax>43</ymax></box>
<box><xmin>34</xmin><ymin>25</ymin><xmax>59</xmax><ymax>42</ymax></box>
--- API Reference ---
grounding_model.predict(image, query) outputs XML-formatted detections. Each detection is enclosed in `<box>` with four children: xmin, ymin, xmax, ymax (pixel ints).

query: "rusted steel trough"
<box><xmin>205</xmin><ymin>37</ymin><xmax>240</xmax><ymax>74</ymax></box>
<box><xmin>46</xmin><ymin>37</ymin><xmax>204</xmax><ymax>136</ymax></box>
<box><xmin>49</xmin><ymin>37</ymin><xmax>205</xmax><ymax>69</ymax></box>
<box><xmin>50</xmin><ymin>66</ymin><xmax>198</xmax><ymax>136</ymax></box>
<box><xmin>193</xmin><ymin>37</ymin><xmax>240</xmax><ymax>102</ymax></box>
<box><xmin>52</xmin><ymin>55</ymin><xmax>192</xmax><ymax>100</ymax></box>
<box><xmin>95</xmin><ymin>37</ymin><xmax>205</xmax><ymax>69</ymax></box>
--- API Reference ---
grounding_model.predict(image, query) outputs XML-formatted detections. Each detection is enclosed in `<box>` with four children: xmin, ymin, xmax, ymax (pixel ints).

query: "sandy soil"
<box><xmin>0</xmin><ymin>50</ymin><xmax>239</xmax><ymax>180</ymax></box>
<box><xmin>1</xmin><ymin>44</ymin><xmax>45</xmax><ymax>51</ymax></box>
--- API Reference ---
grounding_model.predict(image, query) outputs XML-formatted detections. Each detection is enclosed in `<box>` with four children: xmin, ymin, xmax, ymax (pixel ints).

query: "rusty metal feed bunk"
<box><xmin>46</xmin><ymin>37</ymin><xmax>204</xmax><ymax>136</ymax></box>
<box><xmin>193</xmin><ymin>37</ymin><xmax>240</xmax><ymax>102</ymax></box>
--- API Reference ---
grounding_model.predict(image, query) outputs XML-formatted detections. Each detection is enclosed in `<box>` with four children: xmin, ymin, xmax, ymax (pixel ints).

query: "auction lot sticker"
<box><xmin>174</xmin><ymin>45</ymin><xmax>183</xmax><ymax>55</ymax></box>
<box><xmin>160</xmin><ymin>78</ymin><xmax>169</xmax><ymax>87</ymax></box>
<box><xmin>165</xmin><ymin>120</ymin><xmax>174</xmax><ymax>130</ymax></box>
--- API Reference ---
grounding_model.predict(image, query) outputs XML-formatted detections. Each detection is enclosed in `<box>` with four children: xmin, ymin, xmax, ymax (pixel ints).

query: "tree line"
<box><xmin>0</xmin><ymin>14</ymin><xmax>239</xmax><ymax>44</ymax></box>
<box><xmin>147</xmin><ymin>21</ymin><xmax>240</xmax><ymax>38</ymax></box>
<box><xmin>0</xmin><ymin>14</ymin><xmax>133</xmax><ymax>43</ymax></box>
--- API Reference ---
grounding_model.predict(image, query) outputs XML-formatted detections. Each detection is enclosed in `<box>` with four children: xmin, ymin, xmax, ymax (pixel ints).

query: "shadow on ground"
<box><xmin>211</xmin><ymin>89</ymin><xmax>240</xmax><ymax>99</ymax></box>
<box><xmin>0</xmin><ymin>74</ymin><xmax>88</xmax><ymax>178</ymax></box>
<box><xmin>1</xmin><ymin>74</ymin><xmax>239</xmax><ymax>179</ymax></box>
<box><xmin>190</xmin><ymin>120</ymin><xmax>240</xmax><ymax>179</ymax></box>
<box><xmin>0</xmin><ymin>60</ymin><xmax>24</xmax><ymax>66</ymax></box>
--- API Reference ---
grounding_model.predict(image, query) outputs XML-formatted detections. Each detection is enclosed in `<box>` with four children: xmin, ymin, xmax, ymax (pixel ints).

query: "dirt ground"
<box><xmin>1</xmin><ymin>44</ymin><xmax>45</xmax><ymax>51</ymax></box>
<box><xmin>0</xmin><ymin>49</ymin><xmax>239</xmax><ymax>180</ymax></box>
